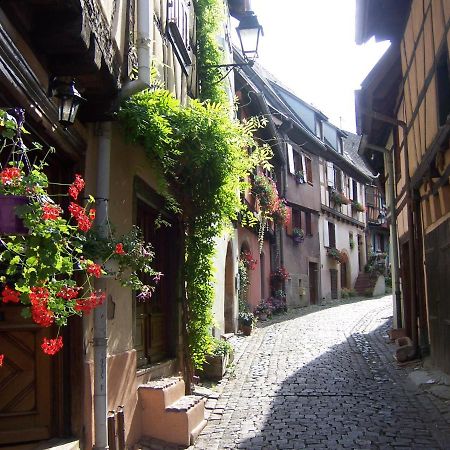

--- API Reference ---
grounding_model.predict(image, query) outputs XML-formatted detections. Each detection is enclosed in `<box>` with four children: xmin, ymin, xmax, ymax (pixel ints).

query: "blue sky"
<box><xmin>249</xmin><ymin>0</ymin><xmax>390</xmax><ymax>132</ymax></box>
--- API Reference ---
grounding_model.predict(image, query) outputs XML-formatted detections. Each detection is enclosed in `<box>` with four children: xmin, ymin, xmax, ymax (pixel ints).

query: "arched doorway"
<box><xmin>224</xmin><ymin>242</ymin><xmax>235</xmax><ymax>333</ymax></box>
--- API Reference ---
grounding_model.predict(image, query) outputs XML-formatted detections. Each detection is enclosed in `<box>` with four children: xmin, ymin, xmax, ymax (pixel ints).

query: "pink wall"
<box><xmin>238</xmin><ymin>226</ymin><xmax>271</xmax><ymax>312</ymax></box>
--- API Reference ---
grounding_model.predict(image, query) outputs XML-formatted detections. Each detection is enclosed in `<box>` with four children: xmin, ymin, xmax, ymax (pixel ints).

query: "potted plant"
<box><xmin>351</xmin><ymin>200</ymin><xmax>365</xmax><ymax>212</ymax></box>
<box><xmin>254</xmin><ymin>299</ymin><xmax>272</xmax><ymax>321</ymax></box>
<box><xmin>329</xmin><ymin>188</ymin><xmax>350</xmax><ymax>206</ymax></box>
<box><xmin>327</xmin><ymin>247</ymin><xmax>344</xmax><ymax>263</ymax></box>
<box><xmin>271</xmin><ymin>198</ymin><xmax>290</xmax><ymax>226</ymax></box>
<box><xmin>270</xmin><ymin>267</ymin><xmax>289</xmax><ymax>284</ymax></box>
<box><xmin>294</xmin><ymin>170</ymin><xmax>305</xmax><ymax>184</ymax></box>
<box><xmin>238</xmin><ymin>311</ymin><xmax>255</xmax><ymax>336</ymax></box>
<box><xmin>240</xmin><ymin>250</ymin><xmax>257</xmax><ymax>271</ymax></box>
<box><xmin>267</xmin><ymin>294</ymin><xmax>287</xmax><ymax>314</ymax></box>
<box><xmin>292</xmin><ymin>227</ymin><xmax>304</xmax><ymax>244</ymax></box>
<box><xmin>0</xmin><ymin>109</ymin><xmax>161</xmax><ymax>357</ymax></box>
<box><xmin>200</xmin><ymin>338</ymin><xmax>233</xmax><ymax>381</ymax></box>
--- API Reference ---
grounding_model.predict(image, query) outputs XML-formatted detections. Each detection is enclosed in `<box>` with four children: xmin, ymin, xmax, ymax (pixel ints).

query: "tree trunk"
<box><xmin>179</xmin><ymin>219</ymin><xmax>194</xmax><ymax>395</ymax></box>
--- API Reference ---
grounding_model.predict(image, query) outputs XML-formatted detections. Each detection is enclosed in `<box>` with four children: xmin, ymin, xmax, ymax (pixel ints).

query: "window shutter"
<box><xmin>348</xmin><ymin>177</ymin><xmax>353</xmax><ymax>200</ymax></box>
<box><xmin>327</xmin><ymin>162</ymin><xmax>334</xmax><ymax>187</ymax></box>
<box><xmin>286</xmin><ymin>206</ymin><xmax>293</xmax><ymax>235</ymax></box>
<box><xmin>323</xmin><ymin>219</ymin><xmax>329</xmax><ymax>247</ymax></box>
<box><xmin>287</xmin><ymin>144</ymin><xmax>295</xmax><ymax>174</ymax></box>
<box><xmin>301</xmin><ymin>154</ymin><xmax>306</xmax><ymax>174</ymax></box>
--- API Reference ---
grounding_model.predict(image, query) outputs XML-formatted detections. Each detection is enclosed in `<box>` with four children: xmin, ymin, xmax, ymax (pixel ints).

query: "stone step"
<box><xmin>139</xmin><ymin>380</ymin><xmax>206</xmax><ymax>447</ymax></box>
<box><xmin>140</xmin><ymin>377</ymin><xmax>185</xmax><ymax>411</ymax></box>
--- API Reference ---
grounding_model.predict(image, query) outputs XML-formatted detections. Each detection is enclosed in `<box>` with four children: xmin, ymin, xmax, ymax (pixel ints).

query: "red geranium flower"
<box><xmin>87</xmin><ymin>263</ymin><xmax>102</xmax><ymax>278</ymax></box>
<box><xmin>89</xmin><ymin>208</ymin><xmax>96</xmax><ymax>220</ymax></box>
<box><xmin>0</xmin><ymin>354</ymin><xmax>4</xmax><ymax>367</ymax></box>
<box><xmin>2</xmin><ymin>286</ymin><xmax>20</xmax><ymax>303</ymax></box>
<box><xmin>68</xmin><ymin>202</ymin><xmax>93</xmax><ymax>232</ymax></box>
<box><xmin>41</xmin><ymin>336</ymin><xmax>63</xmax><ymax>355</ymax></box>
<box><xmin>0</xmin><ymin>167</ymin><xmax>22</xmax><ymax>185</ymax></box>
<box><xmin>75</xmin><ymin>291</ymin><xmax>106</xmax><ymax>314</ymax></box>
<box><xmin>68</xmin><ymin>174</ymin><xmax>85</xmax><ymax>200</ymax></box>
<box><xmin>42</xmin><ymin>203</ymin><xmax>62</xmax><ymax>220</ymax></box>
<box><xmin>30</xmin><ymin>287</ymin><xmax>54</xmax><ymax>327</ymax></box>
<box><xmin>115</xmin><ymin>243</ymin><xmax>125</xmax><ymax>255</ymax></box>
<box><xmin>57</xmin><ymin>286</ymin><xmax>80</xmax><ymax>300</ymax></box>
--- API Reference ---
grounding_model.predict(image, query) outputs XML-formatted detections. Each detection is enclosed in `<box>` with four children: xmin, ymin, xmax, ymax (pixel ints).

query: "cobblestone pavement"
<box><xmin>191</xmin><ymin>296</ymin><xmax>450</xmax><ymax>450</ymax></box>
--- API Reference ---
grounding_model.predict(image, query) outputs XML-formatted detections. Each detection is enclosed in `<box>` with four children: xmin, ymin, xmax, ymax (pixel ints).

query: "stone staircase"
<box><xmin>353</xmin><ymin>272</ymin><xmax>379</xmax><ymax>296</ymax></box>
<box><xmin>139</xmin><ymin>377</ymin><xmax>206</xmax><ymax>447</ymax></box>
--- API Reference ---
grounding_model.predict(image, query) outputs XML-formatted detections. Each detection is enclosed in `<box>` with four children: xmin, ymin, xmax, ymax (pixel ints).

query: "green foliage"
<box><xmin>195</xmin><ymin>0</ymin><xmax>228</xmax><ymax>103</ymax></box>
<box><xmin>119</xmin><ymin>88</ymin><xmax>269</xmax><ymax>368</ymax></box>
<box><xmin>209</xmin><ymin>337</ymin><xmax>233</xmax><ymax>357</ymax></box>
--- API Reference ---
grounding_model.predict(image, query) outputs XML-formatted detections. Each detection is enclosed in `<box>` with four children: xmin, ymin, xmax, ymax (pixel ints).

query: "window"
<box><xmin>292</xmin><ymin>209</ymin><xmax>301</xmax><ymax>229</ymax></box>
<box><xmin>337</xmin><ymin>137</ymin><xmax>343</xmax><ymax>154</ymax></box>
<box><xmin>334</xmin><ymin>167</ymin><xmax>343</xmax><ymax>192</ymax></box>
<box><xmin>328</xmin><ymin>221</ymin><xmax>336</xmax><ymax>247</ymax></box>
<box><xmin>352</xmin><ymin>179</ymin><xmax>358</xmax><ymax>201</ymax></box>
<box><xmin>305</xmin><ymin>211</ymin><xmax>312</xmax><ymax>236</ymax></box>
<box><xmin>323</xmin><ymin>219</ymin><xmax>336</xmax><ymax>247</ymax></box>
<box><xmin>294</xmin><ymin>152</ymin><xmax>302</xmax><ymax>173</ymax></box>
<box><xmin>436</xmin><ymin>44</ymin><xmax>450</xmax><ymax>126</ymax></box>
<box><xmin>315</xmin><ymin>118</ymin><xmax>322</xmax><ymax>139</ymax></box>
<box><xmin>305</xmin><ymin>156</ymin><xmax>313</xmax><ymax>184</ymax></box>
<box><xmin>167</xmin><ymin>0</ymin><xmax>192</xmax><ymax>68</ymax></box>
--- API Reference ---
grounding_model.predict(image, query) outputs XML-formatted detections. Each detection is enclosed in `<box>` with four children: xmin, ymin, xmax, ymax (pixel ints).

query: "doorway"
<box><xmin>309</xmin><ymin>262</ymin><xmax>318</xmax><ymax>304</ymax></box>
<box><xmin>224</xmin><ymin>242</ymin><xmax>235</xmax><ymax>333</ymax></box>
<box><xmin>340</xmin><ymin>261</ymin><xmax>348</xmax><ymax>289</ymax></box>
<box><xmin>135</xmin><ymin>198</ymin><xmax>178</xmax><ymax>366</ymax></box>
<box><xmin>330</xmin><ymin>269</ymin><xmax>338</xmax><ymax>300</ymax></box>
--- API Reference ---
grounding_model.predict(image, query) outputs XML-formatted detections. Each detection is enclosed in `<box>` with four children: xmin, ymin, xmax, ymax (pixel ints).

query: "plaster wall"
<box><xmin>282</xmin><ymin>215</ymin><xmax>320</xmax><ymax>308</ymax></box>
<box><xmin>319</xmin><ymin>215</ymin><xmax>366</xmax><ymax>301</ymax></box>
<box><xmin>238</xmin><ymin>227</ymin><xmax>271</xmax><ymax>312</ymax></box>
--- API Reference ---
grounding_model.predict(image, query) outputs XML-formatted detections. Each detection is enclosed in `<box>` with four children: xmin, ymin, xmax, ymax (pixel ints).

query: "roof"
<box><xmin>234</xmin><ymin>49</ymin><xmax>374</xmax><ymax>181</ymax></box>
<box><xmin>342</xmin><ymin>131</ymin><xmax>374</xmax><ymax>178</ymax></box>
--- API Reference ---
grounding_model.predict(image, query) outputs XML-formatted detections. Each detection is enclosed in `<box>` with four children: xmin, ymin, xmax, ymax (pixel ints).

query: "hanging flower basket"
<box><xmin>351</xmin><ymin>201</ymin><xmax>365</xmax><ymax>212</ymax></box>
<box><xmin>327</xmin><ymin>247</ymin><xmax>345</xmax><ymax>263</ymax></box>
<box><xmin>330</xmin><ymin>188</ymin><xmax>350</xmax><ymax>206</ymax></box>
<box><xmin>0</xmin><ymin>195</ymin><xmax>29</xmax><ymax>235</ymax></box>
<box><xmin>295</xmin><ymin>170</ymin><xmax>305</xmax><ymax>184</ymax></box>
<box><xmin>292</xmin><ymin>227</ymin><xmax>304</xmax><ymax>244</ymax></box>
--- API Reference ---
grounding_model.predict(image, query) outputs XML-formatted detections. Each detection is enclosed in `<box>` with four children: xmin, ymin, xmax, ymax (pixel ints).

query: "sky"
<box><xmin>242</xmin><ymin>0</ymin><xmax>390</xmax><ymax>132</ymax></box>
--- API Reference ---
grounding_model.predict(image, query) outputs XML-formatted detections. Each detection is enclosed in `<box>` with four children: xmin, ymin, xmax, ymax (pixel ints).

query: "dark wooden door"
<box><xmin>340</xmin><ymin>262</ymin><xmax>348</xmax><ymax>289</ymax></box>
<box><xmin>135</xmin><ymin>199</ymin><xmax>177</xmax><ymax>366</ymax></box>
<box><xmin>0</xmin><ymin>305</ymin><xmax>53</xmax><ymax>445</ymax></box>
<box><xmin>309</xmin><ymin>262</ymin><xmax>318</xmax><ymax>305</ymax></box>
<box><xmin>424</xmin><ymin>219</ymin><xmax>450</xmax><ymax>373</ymax></box>
<box><xmin>330</xmin><ymin>269</ymin><xmax>338</xmax><ymax>300</ymax></box>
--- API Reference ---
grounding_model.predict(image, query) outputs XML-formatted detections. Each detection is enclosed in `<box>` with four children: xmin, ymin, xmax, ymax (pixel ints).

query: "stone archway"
<box><xmin>224</xmin><ymin>241</ymin><xmax>235</xmax><ymax>333</ymax></box>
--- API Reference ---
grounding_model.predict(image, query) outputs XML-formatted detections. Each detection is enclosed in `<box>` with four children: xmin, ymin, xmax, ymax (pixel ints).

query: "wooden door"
<box><xmin>330</xmin><ymin>269</ymin><xmax>338</xmax><ymax>300</ymax></box>
<box><xmin>309</xmin><ymin>262</ymin><xmax>318</xmax><ymax>305</ymax></box>
<box><xmin>340</xmin><ymin>262</ymin><xmax>348</xmax><ymax>289</ymax></box>
<box><xmin>135</xmin><ymin>199</ymin><xmax>177</xmax><ymax>366</ymax></box>
<box><xmin>0</xmin><ymin>304</ymin><xmax>53</xmax><ymax>445</ymax></box>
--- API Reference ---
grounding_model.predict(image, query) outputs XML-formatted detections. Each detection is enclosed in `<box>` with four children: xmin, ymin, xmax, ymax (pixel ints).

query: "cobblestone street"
<box><xmin>192</xmin><ymin>296</ymin><xmax>450</xmax><ymax>450</ymax></box>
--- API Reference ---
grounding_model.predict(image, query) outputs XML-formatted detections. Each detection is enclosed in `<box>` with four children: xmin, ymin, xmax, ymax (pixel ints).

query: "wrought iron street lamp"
<box><xmin>236</xmin><ymin>11</ymin><xmax>263</xmax><ymax>60</ymax></box>
<box><xmin>49</xmin><ymin>78</ymin><xmax>85</xmax><ymax>128</ymax></box>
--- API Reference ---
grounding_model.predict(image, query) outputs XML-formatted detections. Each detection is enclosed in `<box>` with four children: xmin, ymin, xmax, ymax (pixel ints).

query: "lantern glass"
<box><xmin>236</xmin><ymin>12</ymin><xmax>263</xmax><ymax>60</ymax></box>
<box><xmin>50</xmin><ymin>79</ymin><xmax>84</xmax><ymax>127</ymax></box>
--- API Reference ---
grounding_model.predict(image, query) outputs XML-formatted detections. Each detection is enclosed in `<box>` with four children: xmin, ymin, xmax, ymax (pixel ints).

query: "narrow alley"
<box><xmin>191</xmin><ymin>297</ymin><xmax>450</xmax><ymax>450</ymax></box>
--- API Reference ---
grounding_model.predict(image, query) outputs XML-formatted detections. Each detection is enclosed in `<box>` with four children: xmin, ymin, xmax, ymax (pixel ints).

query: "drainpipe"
<box><xmin>120</xmin><ymin>0</ymin><xmax>153</xmax><ymax>99</ymax></box>
<box><xmin>93</xmin><ymin>121</ymin><xmax>112</xmax><ymax>450</ymax></box>
<box><xmin>365</xmin><ymin>142</ymin><xmax>401</xmax><ymax>327</ymax></box>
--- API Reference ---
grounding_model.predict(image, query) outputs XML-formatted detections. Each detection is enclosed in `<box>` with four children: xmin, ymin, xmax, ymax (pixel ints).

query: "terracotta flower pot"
<box><xmin>242</xmin><ymin>324</ymin><xmax>252</xmax><ymax>336</ymax></box>
<box><xmin>0</xmin><ymin>195</ymin><xmax>29</xmax><ymax>235</ymax></box>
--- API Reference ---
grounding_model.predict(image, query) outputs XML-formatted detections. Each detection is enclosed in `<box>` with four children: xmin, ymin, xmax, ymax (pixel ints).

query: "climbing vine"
<box><xmin>119</xmin><ymin>89</ymin><xmax>270</xmax><ymax>370</ymax></box>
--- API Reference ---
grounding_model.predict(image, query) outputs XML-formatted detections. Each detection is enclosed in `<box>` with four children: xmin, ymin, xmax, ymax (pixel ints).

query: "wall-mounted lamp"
<box><xmin>205</xmin><ymin>11</ymin><xmax>263</xmax><ymax>70</ymax></box>
<box><xmin>236</xmin><ymin>11</ymin><xmax>263</xmax><ymax>60</ymax></box>
<box><xmin>49</xmin><ymin>77</ymin><xmax>85</xmax><ymax>128</ymax></box>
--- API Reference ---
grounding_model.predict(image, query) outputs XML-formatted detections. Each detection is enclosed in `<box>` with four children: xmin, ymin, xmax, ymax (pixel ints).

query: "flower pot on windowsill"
<box><xmin>0</xmin><ymin>195</ymin><xmax>29</xmax><ymax>235</ymax></box>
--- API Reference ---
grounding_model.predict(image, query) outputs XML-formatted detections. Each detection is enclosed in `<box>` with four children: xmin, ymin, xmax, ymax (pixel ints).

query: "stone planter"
<box><xmin>201</xmin><ymin>353</ymin><xmax>229</xmax><ymax>381</ymax></box>
<box><xmin>0</xmin><ymin>195</ymin><xmax>29</xmax><ymax>235</ymax></box>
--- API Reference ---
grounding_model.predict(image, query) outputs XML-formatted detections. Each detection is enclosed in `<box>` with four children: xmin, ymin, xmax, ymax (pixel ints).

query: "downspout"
<box><xmin>93</xmin><ymin>121</ymin><xmax>111</xmax><ymax>450</ymax></box>
<box><xmin>120</xmin><ymin>0</ymin><xmax>153</xmax><ymax>100</ymax></box>
<box><xmin>365</xmin><ymin>142</ymin><xmax>402</xmax><ymax>328</ymax></box>
<box><xmin>93</xmin><ymin>1</ymin><xmax>153</xmax><ymax>447</ymax></box>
